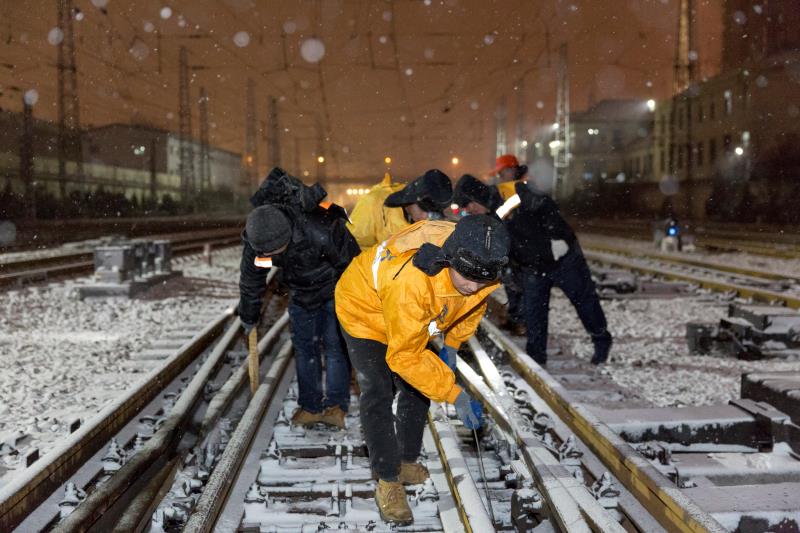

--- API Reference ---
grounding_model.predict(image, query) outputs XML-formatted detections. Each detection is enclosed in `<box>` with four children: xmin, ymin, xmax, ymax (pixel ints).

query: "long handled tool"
<box><xmin>473</xmin><ymin>428</ymin><xmax>497</xmax><ymax>527</ymax></box>
<box><xmin>248</xmin><ymin>328</ymin><xmax>259</xmax><ymax>394</ymax></box>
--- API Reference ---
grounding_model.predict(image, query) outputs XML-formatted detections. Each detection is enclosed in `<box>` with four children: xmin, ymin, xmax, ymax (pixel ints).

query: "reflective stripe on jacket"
<box><xmin>335</xmin><ymin>221</ymin><xmax>498</xmax><ymax>404</ymax></box>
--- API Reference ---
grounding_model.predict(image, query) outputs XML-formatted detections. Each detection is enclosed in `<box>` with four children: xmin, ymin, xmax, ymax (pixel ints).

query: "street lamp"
<box><xmin>317</xmin><ymin>155</ymin><xmax>325</xmax><ymax>163</ymax></box>
<box><xmin>451</xmin><ymin>157</ymin><xmax>459</xmax><ymax>165</ymax></box>
<box><xmin>384</xmin><ymin>156</ymin><xmax>392</xmax><ymax>164</ymax></box>
<box><xmin>646</xmin><ymin>99</ymin><xmax>656</xmax><ymax>112</ymax></box>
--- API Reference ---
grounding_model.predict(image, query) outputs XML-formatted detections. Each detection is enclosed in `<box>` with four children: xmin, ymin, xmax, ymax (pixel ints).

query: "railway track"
<box><xmin>0</xmin><ymin>228</ymin><xmax>242</xmax><ymax>288</ymax></box>
<box><xmin>575</xmin><ymin>220</ymin><xmax>800</xmax><ymax>260</ymax></box>
<box><xmin>582</xmin><ymin>247</ymin><xmax>800</xmax><ymax>309</ymax></box>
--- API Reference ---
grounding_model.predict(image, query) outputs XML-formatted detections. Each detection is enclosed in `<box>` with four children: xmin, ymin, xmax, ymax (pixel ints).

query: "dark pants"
<box><xmin>341</xmin><ymin>330</ymin><xmax>430</xmax><ymax>481</ymax></box>
<box><xmin>287</xmin><ymin>298</ymin><xmax>351</xmax><ymax>413</ymax></box>
<box><xmin>522</xmin><ymin>247</ymin><xmax>611</xmax><ymax>364</ymax></box>
<box><xmin>501</xmin><ymin>266</ymin><xmax>525</xmax><ymax>326</ymax></box>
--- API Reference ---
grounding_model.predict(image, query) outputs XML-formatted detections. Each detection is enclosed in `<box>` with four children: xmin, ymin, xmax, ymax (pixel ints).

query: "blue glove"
<box><xmin>241</xmin><ymin>321</ymin><xmax>256</xmax><ymax>336</ymax></box>
<box><xmin>454</xmin><ymin>391</ymin><xmax>482</xmax><ymax>429</ymax></box>
<box><xmin>438</xmin><ymin>345</ymin><xmax>458</xmax><ymax>370</ymax></box>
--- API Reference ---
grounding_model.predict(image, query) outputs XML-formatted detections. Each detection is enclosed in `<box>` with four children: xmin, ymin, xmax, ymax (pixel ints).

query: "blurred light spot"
<box><xmin>91</xmin><ymin>0</ymin><xmax>109</xmax><ymax>7</ymax></box>
<box><xmin>469</xmin><ymin>101</ymin><xmax>479</xmax><ymax>110</ymax></box>
<box><xmin>47</xmin><ymin>27</ymin><xmax>64</xmax><ymax>46</ymax></box>
<box><xmin>143</xmin><ymin>21</ymin><xmax>155</xmax><ymax>33</ymax></box>
<box><xmin>317</xmin><ymin>155</ymin><xmax>325</xmax><ymax>163</ymax></box>
<box><xmin>733</xmin><ymin>11</ymin><xmax>746</xmax><ymax>25</ymax></box>
<box><xmin>160</xmin><ymin>7</ymin><xmax>172</xmax><ymax>20</ymax></box>
<box><xmin>536</xmin><ymin>100</ymin><xmax>544</xmax><ymax>109</ymax></box>
<box><xmin>645</xmin><ymin>80</ymin><xmax>653</xmax><ymax>88</ymax></box>
<box><xmin>283</xmin><ymin>20</ymin><xmax>297</xmax><ymax>34</ymax></box>
<box><xmin>451</xmin><ymin>156</ymin><xmax>459</xmax><ymax>165</ymax></box>
<box><xmin>753</xmin><ymin>4</ymin><xmax>763</xmax><ymax>14</ymax></box>
<box><xmin>378</xmin><ymin>35</ymin><xmax>388</xmax><ymax>44</ymax></box>
<box><xmin>233</xmin><ymin>31</ymin><xmax>250</xmax><ymax>47</ymax></box>
<box><xmin>384</xmin><ymin>156</ymin><xmax>392</xmax><ymax>164</ymax></box>
<box><xmin>129</xmin><ymin>39</ymin><xmax>149</xmax><ymax>61</ymax></box>
<box><xmin>300</xmin><ymin>38</ymin><xmax>326</xmax><ymax>63</ymax></box>
<box><xmin>688</xmin><ymin>50</ymin><xmax>698</xmax><ymax>61</ymax></box>
<box><xmin>616</xmin><ymin>173</ymin><xmax>626</xmax><ymax>183</ymax></box>
<box><xmin>23</xmin><ymin>89</ymin><xmax>39</xmax><ymax>106</ymax></box>
<box><xmin>646</xmin><ymin>99</ymin><xmax>656</xmax><ymax>111</ymax></box>
<box><xmin>483</xmin><ymin>34</ymin><xmax>495</xmax><ymax>45</ymax></box>
<box><xmin>404</xmin><ymin>68</ymin><xmax>413</xmax><ymax>76</ymax></box>
<box><xmin>734</xmin><ymin>146</ymin><xmax>744</xmax><ymax>156</ymax></box>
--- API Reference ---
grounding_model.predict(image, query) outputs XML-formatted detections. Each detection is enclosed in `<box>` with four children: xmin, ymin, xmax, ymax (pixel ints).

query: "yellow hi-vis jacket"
<box><xmin>496</xmin><ymin>179</ymin><xmax>524</xmax><ymax>201</ymax></box>
<box><xmin>346</xmin><ymin>173</ymin><xmax>409</xmax><ymax>248</ymax></box>
<box><xmin>335</xmin><ymin>220</ymin><xmax>499</xmax><ymax>404</ymax></box>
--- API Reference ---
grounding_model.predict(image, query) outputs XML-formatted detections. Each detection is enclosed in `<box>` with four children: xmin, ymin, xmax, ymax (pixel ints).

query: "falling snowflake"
<box><xmin>404</xmin><ymin>67</ymin><xmax>413</xmax><ymax>76</ymax></box>
<box><xmin>483</xmin><ymin>34</ymin><xmax>495</xmax><ymax>45</ymax></box>
<box><xmin>90</xmin><ymin>0</ymin><xmax>109</xmax><ymax>7</ymax></box>
<box><xmin>733</xmin><ymin>11</ymin><xmax>746</xmax><ymax>25</ymax></box>
<box><xmin>47</xmin><ymin>27</ymin><xmax>64</xmax><ymax>46</ymax></box>
<box><xmin>23</xmin><ymin>89</ymin><xmax>39</xmax><ymax>106</ymax></box>
<box><xmin>283</xmin><ymin>20</ymin><xmax>297</xmax><ymax>34</ymax></box>
<box><xmin>470</xmin><ymin>101</ymin><xmax>479</xmax><ymax>110</ymax></box>
<box><xmin>300</xmin><ymin>38</ymin><xmax>325</xmax><ymax>63</ymax></box>
<box><xmin>233</xmin><ymin>31</ymin><xmax>250</xmax><ymax>47</ymax></box>
<box><xmin>160</xmin><ymin>7</ymin><xmax>172</xmax><ymax>20</ymax></box>
<box><xmin>143</xmin><ymin>21</ymin><xmax>155</xmax><ymax>33</ymax></box>
<box><xmin>382</xmin><ymin>10</ymin><xmax>392</xmax><ymax>22</ymax></box>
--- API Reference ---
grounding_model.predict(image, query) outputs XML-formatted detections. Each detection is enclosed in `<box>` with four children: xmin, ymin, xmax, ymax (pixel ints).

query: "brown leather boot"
<box><xmin>290</xmin><ymin>408</ymin><xmax>322</xmax><ymax>428</ymax></box>
<box><xmin>375</xmin><ymin>479</ymin><xmax>413</xmax><ymax>525</ymax></box>
<box><xmin>398</xmin><ymin>462</ymin><xmax>429</xmax><ymax>485</ymax></box>
<box><xmin>319</xmin><ymin>406</ymin><xmax>346</xmax><ymax>430</ymax></box>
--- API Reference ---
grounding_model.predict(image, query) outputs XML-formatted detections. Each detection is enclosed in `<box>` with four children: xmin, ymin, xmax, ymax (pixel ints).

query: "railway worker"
<box><xmin>500</xmin><ymin>179</ymin><xmax>613</xmax><ymax>366</ymax></box>
<box><xmin>383</xmin><ymin>168</ymin><xmax>454</xmax><ymax>223</ymax></box>
<box><xmin>335</xmin><ymin>214</ymin><xmax>510</xmax><ymax>525</ymax></box>
<box><xmin>346</xmin><ymin>172</ymin><xmax>408</xmax><ymax>248</ymax></box>
<box><xmin>452</xmin><ymin>173</ymin><xmax>502</xmax><ymax>216</ymax></box>
<box><xmin>239</xmin><ymin>169</ymin><xmax>361</xmax><ymax>429</ymax></box>
<box><xmin>493</xmin><ymin>155</ymin><xmax>529</xmax><ymax>336</ymax></box>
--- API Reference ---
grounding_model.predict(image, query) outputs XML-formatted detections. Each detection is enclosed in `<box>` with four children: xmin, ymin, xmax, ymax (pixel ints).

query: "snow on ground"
<box><xmin>548</xmin><ymin>292</ymin><xmax>800</xmax><ymax>407</ymax></box>
<box><xmin>0</xmin><ymin>246</ymin><xmax>243</xmax><ymax>484</ymax></box>
<box><xmin>579</xmin><ymin>233</ymin><xmax>800</xmax><ymax>279</ymax></box>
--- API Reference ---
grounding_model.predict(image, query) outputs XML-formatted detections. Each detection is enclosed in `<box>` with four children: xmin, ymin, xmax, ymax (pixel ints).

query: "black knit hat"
<box><xmin>245</xmin><ymin>205</ymin><xmax>292</xmax><ymax>254</ymax></box>
<box><xmin>453</xmin><ymin>174</ymin><xmax>502</xmax><ymax>211</ymax></box>
<box><xmin>442</xmin><ymin>215</ymin><xmax>509</xmax><ymax>281</ymax></box>
<box><xmin>384</xmin><ymin>169</ymin><xmax>453</xmax><ymax>212</ymax></box>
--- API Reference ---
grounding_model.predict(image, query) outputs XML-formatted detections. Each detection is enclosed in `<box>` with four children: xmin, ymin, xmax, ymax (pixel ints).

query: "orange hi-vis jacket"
<box><xmin>335</xmin><ymin>220</ymin><xmax>499</xmax><ymax>404</ymax></box>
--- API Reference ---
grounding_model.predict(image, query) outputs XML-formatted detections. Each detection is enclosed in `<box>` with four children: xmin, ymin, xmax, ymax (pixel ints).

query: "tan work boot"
<box><xmin>291</xmin><ymin>408</ymin><xmax>322</xmax><ymax>428</ymax></box>
<box><xmin>319</xmin><ymin>406</ymin><xmax>346</xmax><ymax>430</ymax></box>
<box><xmin>398</xmin><ymin>462</ymin><xmax>429</xmax><ymax>485</ymax></box>
<box><xmin>375</xmin><ymin>479</ymin><xmax>413</xmax><ymax>525</ymax></box>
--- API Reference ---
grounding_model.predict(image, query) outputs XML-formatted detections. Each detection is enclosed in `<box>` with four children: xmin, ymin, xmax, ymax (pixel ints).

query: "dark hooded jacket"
<box><xmin>238</xmin><ymin>169</ymin><xmax>361</xmax><ymax>324</ymax></box>
<box><xmin>503</xmin><ymin>181</ymin><xmax>577</xmax><ymax>274</ymax></box>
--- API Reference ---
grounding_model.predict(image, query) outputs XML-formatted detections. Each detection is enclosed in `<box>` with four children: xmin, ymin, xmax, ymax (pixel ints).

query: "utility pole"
<box><xmin>494</xmin><ymin>97</ymin><xmax>507</xmax><ymax>159</ymax></box>
<box><xmin>267</xmin><ymin>96</ymin><xmax>280</xmax><ymax>168</ymax></box>
<box><xmin>178</xmin><ymin>46</ymin><xmax>194</xmax><ymax>209</ymax></box>
<box><xmin>553</xmin><ymin>43</ymin><xmax>570</xmax><ymax>200</ymax></box>
<box><xmin>669</xmin><ymin>0</ymin><xmax>697</xmax><ymax>216</ymax></box>
<box><xmin>515</xmin><ymin>78</ymin><xmax>527</xmax><ymax>162</ymax></box>
<box><xmin>245</xmin><ymin>78</ymin><xmax>258</xmax><ymax>189</ymax></box>
<box><xmin>20</xmin><ymin>97</ymin><xmax>35</xmax><ymax>219</ymax></box>
<box><xmin>56</xmin><ymin>0</ymin><xmax>83</xmax><ymax>200</ymax></box>
<box><xmin>198</xmin><ymin>87</ymin><xmax>211</xmax><ymax>192</ymax></box>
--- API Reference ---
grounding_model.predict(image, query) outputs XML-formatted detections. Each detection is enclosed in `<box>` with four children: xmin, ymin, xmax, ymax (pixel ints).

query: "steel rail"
<box><xmin>0</xmin><ymin>308</ymin><xmax>233</xmax><ymax>532</ymax></box>
<box><xmin>479</xmin><ymin>319</ymin><xmax>727</xmax><ymax>533</ymax></box>
<box><xmin>584</xmin><ymin>249</ymin><xmax>800</xmax><ymax>309</ymax></box>
<box><xmin>467</xmin><ymin>336</ymin><xmax>665</xmax><ymax>532</ymax></box>
<box><xmin>182</xmin><ymin>340</ymin><xmax>294</xmax><ymax>533</ymax></box>
<box><xmin>580</xmin><ymin>237</ymin><xmax>797</xmax><ymax>282</ymax></box>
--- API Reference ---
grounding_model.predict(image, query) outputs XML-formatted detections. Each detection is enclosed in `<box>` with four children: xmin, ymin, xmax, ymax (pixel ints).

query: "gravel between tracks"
<box><xmin>0</xmin><ymin>246</ymin><xmax>243</xmax><ymax>487</ymax></box>
<box><xmin>550</xmin><ymin>292</ymin><xmax>800</xmax><ymax>407</ymax></box>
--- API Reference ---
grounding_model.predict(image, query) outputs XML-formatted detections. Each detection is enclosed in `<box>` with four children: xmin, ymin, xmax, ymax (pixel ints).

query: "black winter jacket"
<box><xmin>504</xmin><ymin>182</ymin><xmax>577</xmax><ymax>274</ymax></box>
<box><xmin>238</xmin><ymin>204</ymin><xmax>360</xmax><ymax>325</ymax></box>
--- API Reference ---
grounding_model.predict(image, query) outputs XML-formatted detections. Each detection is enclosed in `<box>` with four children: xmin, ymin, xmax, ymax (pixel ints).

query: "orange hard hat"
<box><xmin>494</xmin><ymin>154</ymin><xmax>519</xmax><ymax>173</ymax></box>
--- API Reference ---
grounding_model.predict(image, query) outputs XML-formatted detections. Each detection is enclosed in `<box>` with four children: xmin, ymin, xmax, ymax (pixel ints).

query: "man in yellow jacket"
<box><xmin>335</xmin><ymin>215</ymin><xmax>510</xmax><ymax>525</ymax></box>
<box><xmin>346</xmin><ymin>173</ymin><xmax>408</xmax><ymax>248</ymax></box>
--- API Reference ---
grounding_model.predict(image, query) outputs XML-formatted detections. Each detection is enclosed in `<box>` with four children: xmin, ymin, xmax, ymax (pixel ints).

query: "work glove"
<box><xmin>241</xmin><ymin>321</ymin><xmax>256</xmax><ymax>336</ymax></box>
<box><xmin>454</xmin><ymin>391</ymin><xmax>482</xmax><ymax>429</ymax></box>
<box><xmin>438</xmin><ymin>345</ymin><xmax>458</xmax><ymax>371</ymax></box>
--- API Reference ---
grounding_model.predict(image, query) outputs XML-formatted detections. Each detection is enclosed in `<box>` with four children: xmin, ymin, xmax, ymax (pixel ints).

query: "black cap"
<box><xmin>384</xmin><ymin>169</ymin><xmax>453</xmax><ymax>212</ymax></box>
<box><xmin>442</xmin><ymin>215</ymin><xmax>509</xmax><ymax>282</ymax></box>
<box><xmin>245</xmin><ymin>205</ymin><xmax>292</xmax><ymax>254</ymax></box>
<box><xmin>453</xmin><ymin>174</ymin><xmax>502</xmax><ymax>211</ymax></box>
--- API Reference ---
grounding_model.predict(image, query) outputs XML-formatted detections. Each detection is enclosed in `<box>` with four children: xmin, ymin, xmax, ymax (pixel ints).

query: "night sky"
<box><xmin>0</xmin><ymin>0</ymin><xmax>723</xmax><ymax>181</ymax></box>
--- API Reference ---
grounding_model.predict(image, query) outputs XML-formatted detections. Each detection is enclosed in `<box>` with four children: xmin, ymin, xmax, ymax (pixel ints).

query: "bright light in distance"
<box><xmin>734</xmin><ymin>146</ymin><xmax>744</xmax><ymax>156</ymax></box>
<box><xmin>521</xmin><ymin>140</ymin><xmax>528</xmax><ymax>148</ymax></box>
<box><xmin>451</xmin><ymin>157</ymin><xmax>459</xmax><ymax>165</ymax></box>
<box><xmin>450</xmin><ymin>203</ymin><xmax>459</xmax><ymax>211</ymax></box>
<box><xmin>384</xmin><ymin>156</ymin><xmax>392</xmax><ymax>164</ymax></box>
<box><xmin>317</xmin><ymin>155</ymin><xmax>325</xmax><ymax>163</ymax></box>
<box><xmin>646</xmin><ymin>99</ymin><xmax>656</xmax><ymax>112</ymax></box>
<box><xmin>549</xmin><ymin>140</ymin><xmax>562</xmax><ymax>149</ymax></box>
<box><xmin>551</xmin><ymin>122</ymin><xmax>559</xmax><ymax>130</ymax></box>
<box><xmin>303</xmin><ymin>170</ymin><xmax>310</xmax><ymax>176</ymax></box>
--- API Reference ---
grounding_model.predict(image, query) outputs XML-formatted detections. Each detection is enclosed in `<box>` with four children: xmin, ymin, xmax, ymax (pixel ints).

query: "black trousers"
<box><xmin>523</xmin><ymin>246</ymin><xmax>611</xmax><ymax>364</ymax></box>
<box><xmin>341</xmin><ymin>330</ymin><xmax>430</xmax><ymax>481</ymax></box>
